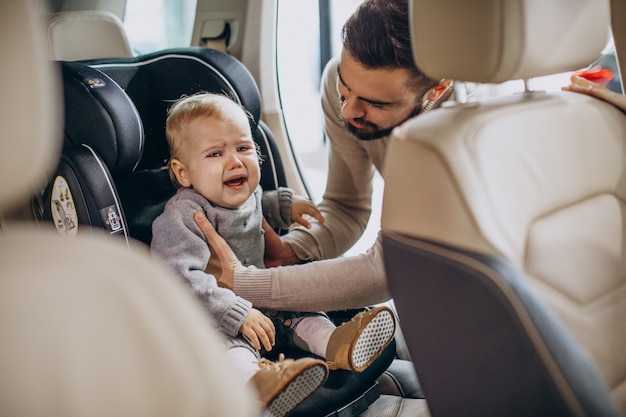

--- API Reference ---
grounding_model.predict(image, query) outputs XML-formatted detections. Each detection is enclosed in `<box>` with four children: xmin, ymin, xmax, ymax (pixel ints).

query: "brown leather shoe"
<box><xmin>250</xmin><ymin>354</ymin><xmax>328</xmax><ymax>417</ymax></box>
<box><xmin>325</xmin><ymin>306</ymin><xmax>396</xmax><ymax>372</ymax></box>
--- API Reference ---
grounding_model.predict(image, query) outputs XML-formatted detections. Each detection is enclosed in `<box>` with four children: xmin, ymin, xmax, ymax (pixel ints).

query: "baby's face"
<box><xmin>174</xmin><ymin>102</ymin><xmax>260</xmax><ymax>209</ymax></box>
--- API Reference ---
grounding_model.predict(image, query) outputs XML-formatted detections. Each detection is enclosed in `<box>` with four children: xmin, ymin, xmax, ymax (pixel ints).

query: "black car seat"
<box><xmin>44</xmin><ymin>49</ymin><xmax>397</xmax><ymax>416</ymax></box>
<box><xmin>382</xmin><ymin>0</ymin><xmax>625</xmax><ymax>416</ymax></box>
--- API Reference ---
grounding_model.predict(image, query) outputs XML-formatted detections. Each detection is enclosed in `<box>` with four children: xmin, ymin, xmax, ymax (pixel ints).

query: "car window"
<box><xmin>277</xmin><ymin>0</ymin><xmax>381</xmax><ymax>256</ymax></box>
<box><xmin>123</xmin><ymin>0</ymin><xmax>197</xmax><ymax>54</ymax></box>
<box><xmin>468</xmin><ymin>35</ymin><xmax>618</xmax><ymax>99</ymax></box>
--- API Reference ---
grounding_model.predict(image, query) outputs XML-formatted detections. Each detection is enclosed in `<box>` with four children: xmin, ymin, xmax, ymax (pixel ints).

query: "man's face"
<box><xmin>336</xmin><ymin>50</ymin><xmax>422</xmax><ymax>141</ymax></box>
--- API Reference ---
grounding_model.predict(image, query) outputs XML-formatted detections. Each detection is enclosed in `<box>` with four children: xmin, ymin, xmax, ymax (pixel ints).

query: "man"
<box><xmin>195</xmin><ymin>0</ymin><xmax>451</xmax><ymax>312</ymax></box>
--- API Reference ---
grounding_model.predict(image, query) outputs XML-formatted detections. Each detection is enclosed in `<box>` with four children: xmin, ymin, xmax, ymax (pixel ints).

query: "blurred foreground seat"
<box><xmin>382</xmin><ymin>0</ymin><xmax>626</xmax><ymax>416</ymax></box>
<box><xmin>0</xmin><ymin>3</ymin><xmax>258</xmax><ymax>416</ymax></box>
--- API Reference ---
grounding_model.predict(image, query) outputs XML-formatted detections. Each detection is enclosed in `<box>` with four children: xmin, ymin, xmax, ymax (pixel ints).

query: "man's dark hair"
<box><xmin>341</xmin><ymin>0</ymin><xmax>437</xmax><ymax>96</ymax></box>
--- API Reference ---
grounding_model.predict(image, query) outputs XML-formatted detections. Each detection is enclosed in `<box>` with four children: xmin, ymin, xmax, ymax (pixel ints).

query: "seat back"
<box><xmin>0</xmin><ymin>3</ymin><xmax>257</xmax><ymax>416</ymax></box>
<box><xmin>382</xmin><ymin>0</ymin><xmax>625</xmax><ymax>416</ymax></box>
<box><xmin>46</xmin><ymin>10</ymin><xmax>134</xmax><ymax>60</ymax></box>
<box><xmin>78</xmin><ymin>48</ymin><xmax>288</xmax><ymax>244</ymax></box>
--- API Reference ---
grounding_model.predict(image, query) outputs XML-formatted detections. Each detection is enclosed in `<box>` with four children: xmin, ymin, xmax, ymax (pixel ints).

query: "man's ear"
<box><xmin>170</xmin><ymin>158</ymin><xmax>192</xmax><ymax>188</ymax></box>
<box><xmin>422</xmin><ymin>79</ymin><xmax>454</xmax><ymax>112</ymax></box>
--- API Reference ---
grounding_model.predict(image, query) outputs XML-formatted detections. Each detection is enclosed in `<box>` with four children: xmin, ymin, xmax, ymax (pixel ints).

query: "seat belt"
<box><xmin>610</xmin><ymin>0</ymin><xmax>625</xmax><ymax>92</ymax></box>
<box><xmin>202</xmin><ymin>36</ymin><xmax>228</xmax><ymax>53</ymax></box>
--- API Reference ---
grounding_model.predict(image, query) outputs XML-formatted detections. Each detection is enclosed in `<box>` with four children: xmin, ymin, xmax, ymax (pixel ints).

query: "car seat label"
<box><xmin>100</xmin><ymin>205</ymin><xmax>124</xmax><ymax>235</ymax></box>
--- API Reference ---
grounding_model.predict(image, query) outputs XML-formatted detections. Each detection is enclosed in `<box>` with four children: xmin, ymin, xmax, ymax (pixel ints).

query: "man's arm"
<box><xmin>282</xmin><ymin>57</ymin><xmax>375</xmax><ymax>261</ymax></box>
<box><xmin>195</xmin><ymin>210</ymin><xmax>390</xmax><ymax>312</ymax></box>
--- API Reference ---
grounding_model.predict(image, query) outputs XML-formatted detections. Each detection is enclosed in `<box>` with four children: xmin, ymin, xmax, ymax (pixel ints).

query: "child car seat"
<box><xmin>44</xmin><ymin>49</ymin><xmax>397</xmax><ymax>416</ymax></box>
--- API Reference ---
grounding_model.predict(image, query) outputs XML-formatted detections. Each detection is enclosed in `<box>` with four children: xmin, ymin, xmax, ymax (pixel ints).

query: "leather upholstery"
<box><xmin>47</xmin><ymin>10</ymin><xmax>133</xmax><ymax>60</ymax></box>
<box><xmin>382</xmin><ymin>0</ymin><xmax>625</xmax><ymax>415</ymax></box>
<box><xmin>0</xmin><ymin>1</ymin><xmax>61</xmax><ymax>213</ymax></box>
<box><xmin>410</xmin><ymin>0</ymin><xmax>610</xmax><ymax>83</ymax></box>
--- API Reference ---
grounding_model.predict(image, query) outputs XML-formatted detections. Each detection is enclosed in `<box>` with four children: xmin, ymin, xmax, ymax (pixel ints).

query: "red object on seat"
<box><xmin>574</xmin><ymin>68</ymin><xmax>614</xmax><ymax>86</ymax></box>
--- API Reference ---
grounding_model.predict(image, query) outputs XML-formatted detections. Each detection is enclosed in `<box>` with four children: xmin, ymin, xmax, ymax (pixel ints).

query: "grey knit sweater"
<box><xmin>151</xmin><ymin>185</ymin><xmax>293</xmax><ymax>338</ymax></box>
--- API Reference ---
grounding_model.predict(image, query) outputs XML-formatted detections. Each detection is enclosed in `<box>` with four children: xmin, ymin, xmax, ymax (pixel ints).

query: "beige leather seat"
<box><xmin>382</xmin><ymin>0</ymin><xmax>625</xmax><ymax>416</ymax></box>
<box><xmin>47</xmin><ymin>10</ymin><xmax>133</xmax><ymax>60</ymax></box>
<box><xmin>0</xmin><ymin>3</ymin><xmax>257</xmax><ymax>416</ymax></box>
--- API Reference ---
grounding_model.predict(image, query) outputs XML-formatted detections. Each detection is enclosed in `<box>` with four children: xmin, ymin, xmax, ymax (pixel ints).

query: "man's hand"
<box><xmin>240</xmin><ymin>308</ymin><xmax>275</xmax><ymax>352</ymax></box>
<box><xmin>194</xmin><ymin>211</ymin><xmax>238</xmax><ymax>290</ymax></box>
<box><xmin>262</xmin><ymin>217</ymin><xmax>299</xmax><ymax>267</ymax></box>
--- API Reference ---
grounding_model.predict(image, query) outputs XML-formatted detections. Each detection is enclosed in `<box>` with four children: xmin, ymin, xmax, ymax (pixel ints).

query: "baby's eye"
<box><xmin>207</xmin><ymin>151</ymin><xmax>222</xmax><ymax>158</ymax></box>
<box><xmin>237</xmin><ymin>145</ymin><xmax>252</xmax><ymax>152</ymax></box>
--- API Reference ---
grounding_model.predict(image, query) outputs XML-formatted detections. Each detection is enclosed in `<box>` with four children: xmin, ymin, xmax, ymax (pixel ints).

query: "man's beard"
<box><xmin>340</xmin><ymin>106</ymin><xmax>422</xmax><ymax>141</ymax></box>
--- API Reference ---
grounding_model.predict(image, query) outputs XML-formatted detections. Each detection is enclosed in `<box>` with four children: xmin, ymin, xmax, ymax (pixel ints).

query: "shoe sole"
<box><xmin>265</xmin><ymin>363</ymin><xmax>328</xmax><ymax>417</ymax></box>
<box><xmin>350</xmin><ymin>307</ymin><xmax>396</xmax><ymax>371</ymax></box>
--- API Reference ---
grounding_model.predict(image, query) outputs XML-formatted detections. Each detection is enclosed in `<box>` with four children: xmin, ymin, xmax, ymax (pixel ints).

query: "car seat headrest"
<box><xmin>410</xmin><ymin>0</ymin><xmax>611</xmax><ymax>83</ymax></box>
<box><xmin>61</xmin><ymin>61</ymin><xmax>144</xmax><ymax>176</ymax></box>
<box><xmin>0</xmin><ymin>2</ymin><xmax>62</xmax><ymax>214</ymax></box>
<box><xmin>84</xmin><ymin>48</ymin><xmax>261</xmax><ymax>171</ymax></box>
<box><xmin>47</xmin><ymin>11</ymin><xmax>134</xmax><ymax>61</ymax></box>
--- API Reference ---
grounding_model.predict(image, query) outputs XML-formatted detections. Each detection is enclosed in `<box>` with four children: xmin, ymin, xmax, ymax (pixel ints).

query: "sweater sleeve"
<box><xmin>262</xmin><ymin>187</ymin><xmax>294</xmax><ymax>230</ymax></box>
<box><xmin>151</xmin><ymin>196</ymin><xmax>251</xmax><ymax>338</ymax></box>
<box><xmin>282</xmin><ymin>57</ymin><xmax>375</xmax><ymax>261</ymax></box>
<box><xmin>233</xmin><ymin>234</ymin><xmax>391</xmax><ymax>312</ymax></box>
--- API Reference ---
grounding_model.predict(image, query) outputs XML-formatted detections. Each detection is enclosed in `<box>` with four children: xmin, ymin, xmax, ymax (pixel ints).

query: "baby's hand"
<box><xmin>291</xmin><ymin>195</ymin><xmax>324</xmax><ymax>229</ymax></box>
<box><xmin>240</xmin><ymin>308</ymin><xmax>275</xmax><ymax>352</ymax></box>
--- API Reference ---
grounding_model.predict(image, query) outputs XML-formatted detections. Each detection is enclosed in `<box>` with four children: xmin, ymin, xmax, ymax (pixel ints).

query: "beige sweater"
<box><xmin>233</xmin><ymin>57</ymin><xmax>392</xmax><ymax>312</ymax></box>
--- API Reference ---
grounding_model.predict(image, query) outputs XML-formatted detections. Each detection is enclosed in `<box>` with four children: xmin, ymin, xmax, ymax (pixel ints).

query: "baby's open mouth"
<box><xmin>224</xmin><ymin>176</ymin><xmax>246</xmax><ymax>187</ymax></box>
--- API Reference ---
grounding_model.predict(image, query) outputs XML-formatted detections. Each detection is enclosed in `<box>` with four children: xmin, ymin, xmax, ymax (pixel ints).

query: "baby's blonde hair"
<box><xmin>165</xmin><ymin>92</ymin><xmax>256</xmax><ymax>188</ymax></box>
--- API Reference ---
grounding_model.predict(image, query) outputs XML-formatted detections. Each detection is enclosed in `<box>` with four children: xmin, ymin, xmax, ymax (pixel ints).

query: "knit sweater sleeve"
<box><xmin>233</xmin><ymin>234</ymin><xmax>391</xmax><ymax>312</ymax></box>
<box><xmin>282</xmin><ymin>57</ymin><xmax>375</xmax><ymax>261</ymax></box>
<box><xmin>261</xmin><ymin>187</ymin><xmax>294</xmax><ymax>230</ymax></box>
<box><xmin>151</xmin><ymin>192</ymin><xmax>251</xmax><ymax>338</ymax></box>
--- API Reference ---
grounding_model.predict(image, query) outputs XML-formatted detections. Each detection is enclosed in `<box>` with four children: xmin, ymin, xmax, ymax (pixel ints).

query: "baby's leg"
<box><xmin>264</xmin><ymin>310</ymin><xmax>334</xmax><ymax>357</ymax></box>
<box><xmin>225</xmin><ymin>345</ymin><xmax>261</xmax><ymax>382</ymax></box>
<box><xmin>271</xmin><ymin>307</ymin><xmax>396</xmax><ymax>372</ymax></box>
<box><xmin>290</xmin><ymin>314</ymin><xmax>337</xmax><ymax>357</ymax></box>
<box><xmin>225</xmin><ymin>334</ymin><xmax>329</xmax><ymax>417</ymax></box>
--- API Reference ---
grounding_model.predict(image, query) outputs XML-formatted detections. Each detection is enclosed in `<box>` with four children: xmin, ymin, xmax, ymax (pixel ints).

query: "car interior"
<box><xmin>1</xmin><ymin>0</ymin><xmax>625</xmax><ymax>416</ymax></box>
